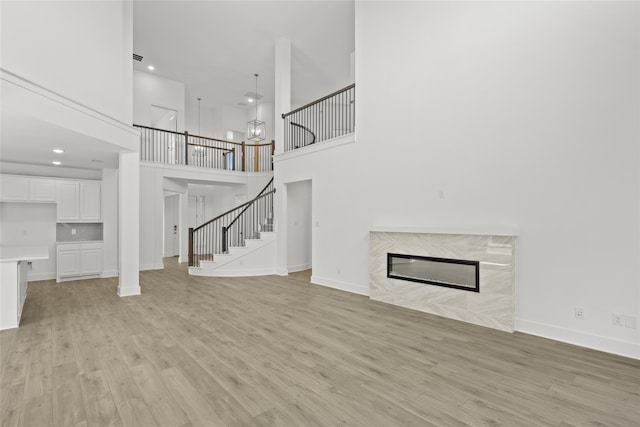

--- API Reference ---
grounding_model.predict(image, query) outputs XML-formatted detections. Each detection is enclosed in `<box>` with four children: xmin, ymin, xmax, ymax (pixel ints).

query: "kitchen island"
<box><xmin>0</xmin><ymin>246</ymin><xmax>49</xmax><ymax>330</ymax></box>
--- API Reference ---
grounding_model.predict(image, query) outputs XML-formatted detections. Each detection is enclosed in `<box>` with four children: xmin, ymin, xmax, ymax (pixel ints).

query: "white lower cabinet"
<box><xmin>57</xmin><ymin>242</ymin><xmax>103</xmax><ymax>282</ymax></box>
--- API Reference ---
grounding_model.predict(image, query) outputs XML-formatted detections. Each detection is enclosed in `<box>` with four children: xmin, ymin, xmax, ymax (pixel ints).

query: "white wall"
<box><xmin>102</xmin><ymin>168</ymin><xmax>118</xmax><ymax>277</ymax></box>
<box><xmin>188</xmin><ymin>183</ymin><xmax>237</xmax><ymax>223</ymax></box>
<box><xmin>286</xmin><ymin>180</ymin><xmax>312</xmax><ymax>272</ymax></box>
<box><xmin>0</xmin><ymin>202</ymin><xmax>57</xmax><ymax>280</ymax></box>
<box><xmin>1</xmin><ymin>0</ymin><xmax>131</xmax><ymax>123</ymax></box>
<box><xmin>133</xmin><ymin>71</ymin><xmax>186</xmax><ymax>131</ymax></box>
<box><xmin>277</xmin><ymin>1</ymin><xmax>639</xmax><ymax>358</ymax></box>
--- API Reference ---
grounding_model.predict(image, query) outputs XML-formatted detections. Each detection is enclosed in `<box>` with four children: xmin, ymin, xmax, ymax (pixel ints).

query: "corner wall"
<box><xmin>356</xmin><ymin>1</ymin><xmax>638</xmax><ymax>358</ymax></box>
<box><xmin>275</xmin><ymin>1</ymin><xmax>639</xmax><ymax>358</ymax></box>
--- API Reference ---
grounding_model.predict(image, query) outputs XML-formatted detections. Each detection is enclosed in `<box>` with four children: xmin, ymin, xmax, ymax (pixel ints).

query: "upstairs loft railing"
<box><xmin>134</xmin><ymin>125</ymin><xmax>275</xmax><ymax>172</ymax></box>
<box><xmin>281</xmin><ymin>83</ymin><xmax>355</xmax><ymax>151</ymax></box>
<box><xmin>189</xmin><ymin>177</ymin><xmax>275</xmax><ymax>267</ymax></box>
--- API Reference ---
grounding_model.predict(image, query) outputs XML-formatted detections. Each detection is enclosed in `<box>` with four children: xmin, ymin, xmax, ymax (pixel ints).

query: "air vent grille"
<box><xmin>133</xmin><ymin>53</ymin><xmax>143</xmax><ymax>62</ymax></box>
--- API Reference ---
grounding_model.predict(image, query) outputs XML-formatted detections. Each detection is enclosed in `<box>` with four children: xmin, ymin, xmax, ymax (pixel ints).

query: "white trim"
<box><xmin>517</xmin><ymin>318</ymin><xmax>640</xmax><ymax>360</ymax></box>
<box><xmin>288</xmin><ymin>263</ymin><xmax>311</xmax><ymax>273</ymax></box>
<box><xmin>1</xmin><ymin>68</ymin><xmax>139</xmax><ymax>138</ymax></box>
<box><xmin>370</xmin><ymin>226</ymin><xmax>519</xmax><ymax>237</ymax></box>
<box><xmin>139</xmin><ymin>263</ymin><xmax>164</xmax><ymax>271</ymax></box>
<box><xmin>311</xmin><ymin>275</ymin><xmax>369</xmax><ymax>296</ymax></box>
<box><xmin>189</xmin><ymin>267</ymin><xmax>277</xmax><ymax>277</ymax></box>
<box><xmin>118</xmin><ymin>285</ymin><xmax>141</xmax><ymax>297</ymax></box>
<box><xmin>273</xmin><ymin>133</ymin><xmax>356</xmax><ymax>163</ymax></box>
<box><xmin>27</xmin><ymin>272</ymin><xmax>56</xmax><ymax>281</ymax></box>
<box><xmin>101</xmin><ymin>270</ymin><xmax>118</xmax><ymax>278</ymax></box>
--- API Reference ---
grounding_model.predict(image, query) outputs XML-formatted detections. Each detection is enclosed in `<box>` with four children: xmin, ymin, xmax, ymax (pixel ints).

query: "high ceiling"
<box><xmin>0</xmin><ymin>1</ymin><xmax>354</xmax><ymax>172</ymax></box>
<box><xmin>133</xmin><ymin>0</ymin><xmax>355</xmax><ymax>110</ymax></box>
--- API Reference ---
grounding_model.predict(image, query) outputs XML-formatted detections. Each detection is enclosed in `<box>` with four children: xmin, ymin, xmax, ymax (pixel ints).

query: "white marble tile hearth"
<box><xmin>370</xmin><ymin>231</ymin><xmax>516</xmax><ymax>332</ymax></box>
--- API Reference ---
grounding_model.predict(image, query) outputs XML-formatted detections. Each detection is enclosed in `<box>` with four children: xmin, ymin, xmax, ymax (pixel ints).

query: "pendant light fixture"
<box><xmin>247</xmin><ymin>73</ymin><xmax>266</xmax><ymax>142</ymax></box>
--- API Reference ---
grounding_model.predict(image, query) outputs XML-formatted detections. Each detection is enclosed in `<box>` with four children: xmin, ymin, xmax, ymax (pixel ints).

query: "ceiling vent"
<box><xmin>133</xmin><ymin>53</ymin><xmax>143</xmax><ymax>62</ymax></box>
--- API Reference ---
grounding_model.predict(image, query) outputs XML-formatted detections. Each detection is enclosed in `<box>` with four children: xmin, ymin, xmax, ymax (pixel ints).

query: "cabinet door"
<box><xmin>80</xmin><ymin>182</ymin><xmax>101</xmax><ymax>221</ymax></box>
<box><xmin>30</xmin><ymin>179</ymin><xmax>56</xmax><ymax>201</ymax></box>
<box><xmin>81</xmin><ymin>249</ymin><xmax>103</xmax><ymax>275</ymax></box>
<box><xmin>58</xmin><ymin>250</ymin><xmax>81</xmax><ymax>277</ymax></box>
<box><xmin>0</xmin><ymin>176</ymin><xmax>29</xmax><ymax>201</ymax></box>
<box><xmin>57</xmin><ymin>182</ymin><xmax>80</xmax><ymax>221</ymax></box>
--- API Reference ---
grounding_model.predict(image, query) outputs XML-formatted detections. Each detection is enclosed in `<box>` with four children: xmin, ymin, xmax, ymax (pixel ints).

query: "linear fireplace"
<box><xmin>371</xmin><ymin>230</ymin><xmax>516</xmax><ymax>332</ymax></box>
<box><xmin>387</xmin><ymin>253</ymin><xmax>480</xmax><ymax>292</ymax></box>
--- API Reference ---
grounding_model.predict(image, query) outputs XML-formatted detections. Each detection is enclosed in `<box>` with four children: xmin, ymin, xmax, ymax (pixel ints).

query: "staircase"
<box><xmin>188</xmin><ymin>178</ymin><xmax>277</xmax><ymax>276</ymax></box>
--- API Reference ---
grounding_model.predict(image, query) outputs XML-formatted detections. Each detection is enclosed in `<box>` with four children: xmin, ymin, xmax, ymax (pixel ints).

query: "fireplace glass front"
<box><xmin>387</xmin><ymin>253</ymin><xmax>479</xmax><ymax>292</ymax></box>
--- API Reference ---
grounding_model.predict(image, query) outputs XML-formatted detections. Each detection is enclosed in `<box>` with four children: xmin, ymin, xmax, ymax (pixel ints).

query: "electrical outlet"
<box><xmin>625</xmin><ymin>316</ymin><xmax>637</xmax><ymax>329</ymax></box>
<box><xmin>575</xmin><ymin>307</ymin><xmax>584</xmax><ymax>319</ymax></box>
<box><xmin>612</xmin><ymin>314</ymin><xmax>625</xmax><ymax>327</ymax></box>
<box><xmin>71</xmin><ymin>228</ymin><xmax>77</xmax><ymax>235</ymax></box>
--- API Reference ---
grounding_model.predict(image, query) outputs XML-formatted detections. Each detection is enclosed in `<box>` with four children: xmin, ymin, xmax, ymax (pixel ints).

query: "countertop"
<box><xmin>0</xmin><ymin>246</ymin><xmax>49</xmax><ymax>263</ymax></box>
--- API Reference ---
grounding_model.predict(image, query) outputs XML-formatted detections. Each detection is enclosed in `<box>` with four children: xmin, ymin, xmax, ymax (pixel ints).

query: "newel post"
<box><xmin>270</xmin><ymin>140</ymin><xmax>275</xmax><ymax>170</ymax></box>
<box><xmin>184</xmin><ymin>131</ymin><xmax>189</xmax><ymax>165</ymax></box>
<box><xmin>222</xmin><ymin>226</ymin><xmax>228</xmax><ymax>253</ymax></box>
<box><xmin>241</xmin><ymin>141</ymin><xmax>246</xmax><ymax>172</ymax></box>
<box><xmin>188</xmin><ymin>227</ymin><xmax>194</xmax><ymax>266</ymax></box>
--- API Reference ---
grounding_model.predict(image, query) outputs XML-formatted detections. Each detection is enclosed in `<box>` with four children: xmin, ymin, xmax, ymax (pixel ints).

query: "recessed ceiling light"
<box><xmin>248</xmin><ymin>98</ymin><xmax>254</xmax><ymax>103</ymax></box>
<box><xmin>52</xmin><ymin>161</ymin><xmax>62</xmax><ymax>165</ymax></box>
<box><xmin>53</xmin><ymin>148</ymin><xmax>64</xmax><ymax>154</ymax></box>
<box><xmin>148</xmin><ymin>65</ymin><xmax>155</xmax><ymax>71</ymax></box>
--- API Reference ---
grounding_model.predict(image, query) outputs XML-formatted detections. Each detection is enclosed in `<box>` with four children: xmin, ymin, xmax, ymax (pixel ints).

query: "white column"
<box><xmin>118</xmin><ymin>151</ymin><xmax>140</xmax><ymax>297</ymax></box>
<box><xmin>274</xmin><ymin>38</ymin><xmax>291</xmax><ymax>155</ymax></box>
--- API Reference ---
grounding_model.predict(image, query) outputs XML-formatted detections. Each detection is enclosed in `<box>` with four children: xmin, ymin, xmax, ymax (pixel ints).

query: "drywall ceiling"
<box><xmin>1</xmin><ymin>107</ymin><xmax>120</xmax><ymax>171</ymax></box>
<box><xmin>133</xmin><ymin>0</ymin><xmax>355</xmax><ymax>110</ymax></box>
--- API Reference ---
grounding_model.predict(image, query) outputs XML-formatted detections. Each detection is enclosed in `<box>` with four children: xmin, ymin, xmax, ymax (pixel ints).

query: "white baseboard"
<box><xmin>27</xmin><ymin>272</ymin><xmax>56</xmax><ymax>281</ymax></box>
<box><xmin>287</xmin><ymin>263</ymin><xmax>311</xmax><ymax>273</ymax></box>
<box><xmin>310</xmin><ymin>275</ymin><xmax>369</xmax><ymax>296</ymax></box>
<box><xmin>101</xmin><ymin>270</ymin><xmax>118</xmax><ymax>278</ymax></box>
<box><xmin>139</xmin><ymin>263</ymin><xmax>164</xmax><ymax>271</ymax></box>
<box><xmin>190</xmin><ymin>267</ymin><xmax>277</xmax><ymax>277</ymax></box>
<box><xmin>516</xmin><ymin>318</ymin><xmax>639</xmax><ymax>360</ymax></box>
<box><xmin>118</xmin><ymin>285</ymin><xmax>141</xmax><ymax>297</ymax></box>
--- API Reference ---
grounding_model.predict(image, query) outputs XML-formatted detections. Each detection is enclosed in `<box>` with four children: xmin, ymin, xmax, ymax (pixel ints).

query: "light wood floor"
<box><xmin>2</xmin><ymin>258</ymin><xmax>639</xmax><ymax>427</ymax></box>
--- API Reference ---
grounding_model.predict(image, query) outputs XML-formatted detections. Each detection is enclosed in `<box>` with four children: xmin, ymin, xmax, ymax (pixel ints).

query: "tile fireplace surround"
<box><xmin>370</xmin><ymin>228</ymin><xmax>516</xmax><ymax>332</ymax></box>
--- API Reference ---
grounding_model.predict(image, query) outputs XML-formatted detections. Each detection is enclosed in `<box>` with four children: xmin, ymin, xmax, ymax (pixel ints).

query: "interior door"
<box><xmin>164</xmin><ymin>194</ymin><xmax>179</xmax><ymax>257</ymax></box>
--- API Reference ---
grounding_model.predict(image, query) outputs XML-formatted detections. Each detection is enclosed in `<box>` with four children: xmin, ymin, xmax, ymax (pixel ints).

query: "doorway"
<box><xmin>163</xmin><ymin>194</ymin><xmax>179</xmax><ymax>257</ymax></box>
<box><xmin>286</xmin><ymin>180</ymin><xmax>312</xmax><ymax>274</ymax></box>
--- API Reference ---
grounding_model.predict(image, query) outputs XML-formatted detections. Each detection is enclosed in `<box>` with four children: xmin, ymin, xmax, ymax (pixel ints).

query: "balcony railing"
<box><xmin>134</xmin><ymin>125</ymin><xmax>274</xmax><ymax>172</ymax></box>
<box><xmin>282</xmin><ymin>83</ymin><xmax>355</xmax><ymax>151</ymax></box>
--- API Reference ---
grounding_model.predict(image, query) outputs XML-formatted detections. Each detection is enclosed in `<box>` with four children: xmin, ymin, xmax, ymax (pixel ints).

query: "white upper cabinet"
<box><xmin>29</xmin><ymin>179</ymin><xmax>56</xmax><ymax>201</ymax></box>
<box><xmin>56</xmin><ymin>180</ymin><xmax>102</xmax><ymax>222</ymax></box>
<box><xmin>0</xmin><ymin>176</ymin><xmax>29</xmax><ymax>201</ymax></box>
<box><xmin>0</xmin><ymin>175</ymin><xmax>101</xmax><ymax>222</ymax></box>
<box><xmin>57</xmin><ymin>181</ymin><xmax>81</xmax><ymax>221</ymax></box>
<box><xmin>80</xmin><ymin>181</ymin><xmax>101</xmax><ymax>221</ymax></box>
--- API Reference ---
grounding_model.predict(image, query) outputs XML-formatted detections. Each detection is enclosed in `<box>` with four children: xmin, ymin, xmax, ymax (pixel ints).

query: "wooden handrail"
<box><xmin>133</xmin><ymin>124</ymin><xmax>243</xmax><ymax>146</ymax></box>
<box><xmin>282</xmin><ymin>83</ymin><xmax>355</xmax><ymax>118</ymax></box>
<box><xmin>192</xmin><ymin>177</ymin><xmax>274</xmax><ymax>232</ymax></box>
